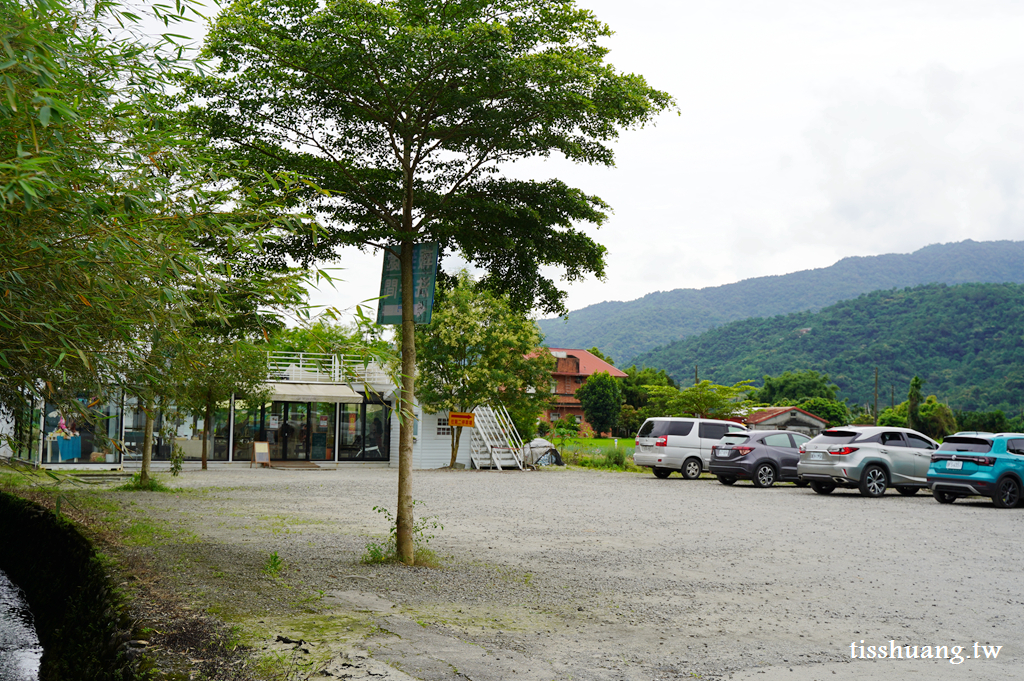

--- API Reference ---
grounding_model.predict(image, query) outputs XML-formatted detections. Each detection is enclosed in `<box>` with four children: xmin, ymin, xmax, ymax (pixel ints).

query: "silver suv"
<box><xmin>634</xmin><ymin>417</ymin><xmax>747</xmax><ymax>479</ymax></box>
<box><xmin>797</xmin><ymin>426</ymin><xmax>939</xmax><ymax>497</ymax></box>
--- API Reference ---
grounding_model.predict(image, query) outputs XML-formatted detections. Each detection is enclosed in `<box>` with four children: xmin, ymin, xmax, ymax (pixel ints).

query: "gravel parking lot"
<box><xmin>124</xmin><ymin>466</ymin><xmax>1023</xmax><ymax>680</ymax></box>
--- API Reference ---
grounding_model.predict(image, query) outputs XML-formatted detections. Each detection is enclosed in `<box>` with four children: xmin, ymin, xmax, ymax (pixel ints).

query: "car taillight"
<box><xmin>972</xmin><ymin>456</ymin><xmax>996</xmax><ymax>466</ymax></box>
<box><xmin>733</xmin><ymin>446</ymin><xmax>754</xmax><ymax>457</ymax></box>
<box><xmin>828</xmin><ymin>446</ymin><xmax>858</xmax><ymax>456</ymax></box>
<box><xmin>798</xmin><ymin>445</ymin><xmax>806</xmax><ymax>454</ymax></box>
<box><xmin>655</xmin><ymin>436</ymin><xmax>668</xmax><ymax>447</ymax></box>
<box><xmin>635</xmin><ymin>439</ymin><xmax>639</xmax><ymax>446</ymax></box>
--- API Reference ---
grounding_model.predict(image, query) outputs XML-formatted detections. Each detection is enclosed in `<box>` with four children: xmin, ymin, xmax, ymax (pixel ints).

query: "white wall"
<box><xmin>0</xmin><ymin>412</ymin><xmax>13</xmax><ymax>459</ymax></box>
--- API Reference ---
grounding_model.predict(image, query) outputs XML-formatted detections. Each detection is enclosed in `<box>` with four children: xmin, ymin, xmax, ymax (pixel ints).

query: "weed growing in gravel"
<box><xmin>263</xmin><ymin>551</ymin><xmax>285</xmax><ymax>577</ymax></box>
<box><xmin>362</xmin><ymin>501</ymin><xmax>443</xmax><ymax>567</ymax></box>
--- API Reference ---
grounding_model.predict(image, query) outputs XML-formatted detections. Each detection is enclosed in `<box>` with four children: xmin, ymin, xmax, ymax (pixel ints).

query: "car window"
<box><xmin>762</xmin><ymin>433</ymin><xmax>792</xmax><ymax>447</ymax></box>
<box><xmin>807</xmin><ymin>430</ymin><xmax>859</xmax><ymax>446</ymax></box>
<box><xmin>791</xmin><ymin>434</ymin><xmax>811</xmax><ymax>447</ymax></box>
<box><xmin>638</xmin><ymin>420</ymin><xmax>693</xmax><ymax>437</ymax></box>
<box><xmin>699</xmin><ymin>423</ymin><xmax>729</xmax><ymax>440</ymax></box>
<box><xmin>670</xmin><ymin>421</ymin><xmax>695</xmax><ymax>436</ymax></box>
<box><xmin>881</xmin><ymin>432</ymin><xmax>906</xmax><ymax>446</ymax></box>
<box><xmin>727</xmin><ymin>424</ymin><xmax>746</xmax><ymax>432</ymax></box>
<box><xmin>720</xmin><ymin>434</ymin><xmax>749</xmax><ymax>446</ymax></box>
<box><xmin>1007</xmin><ymin>439</ymin><xmax>1024</xmax><ymax>455</ymax></box>
<box><xmin>905</xmin><ymin>433</ymin><xmax>935</xmax><ymax>449</ymax></box>
<box><xmin>937</xmin><ymin>437</ymin><xmax>993</xmax><ymax>453</ymax></box>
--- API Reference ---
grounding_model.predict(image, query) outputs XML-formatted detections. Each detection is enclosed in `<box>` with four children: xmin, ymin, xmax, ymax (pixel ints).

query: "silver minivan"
<box><xmin>634</xmin><ymin>417</ymin><xmax>748</xmax><ymax>479</ymax></box>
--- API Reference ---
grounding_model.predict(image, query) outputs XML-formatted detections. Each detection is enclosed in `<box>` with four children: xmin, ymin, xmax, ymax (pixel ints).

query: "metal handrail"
<box><xmin>267</xmin><ymin>351</ymin><xmax>390</xmax><ymax>385</ymax></box>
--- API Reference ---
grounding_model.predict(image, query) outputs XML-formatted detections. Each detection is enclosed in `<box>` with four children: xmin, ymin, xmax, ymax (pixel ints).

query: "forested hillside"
<box><xmin>538</xmin><ymin>240</ymin><xmax>1024</xmax><ymax>365</ymax></box>
<box><xmin>630</xmin><ymin>283</ymin><xmax>1024</xmax><ymax>414</ymax></box>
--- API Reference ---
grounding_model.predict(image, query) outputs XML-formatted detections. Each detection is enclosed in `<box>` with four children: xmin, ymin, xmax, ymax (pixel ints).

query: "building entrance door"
<box><xmin>267</xmin><ymin>402</ymin><xmax>310</xmax><ymax>460</ymax></box>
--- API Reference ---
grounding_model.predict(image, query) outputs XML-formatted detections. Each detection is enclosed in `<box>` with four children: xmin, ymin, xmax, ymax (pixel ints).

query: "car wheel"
<box><xmin>810</xmin><ymin>482</ymin><xmax>835</xmax><ymax>495</ymax></box>
<box><xmin>859</xmin><ymin>465</ymin><xmax>888</xmax><ymax>497</ymax></box>
<box><xmin>932</xmin><ymin>489</ymin><xmax>956</xmax><ymax>504</ymax></box>
<box><xmin>895</xmin><ymin>486</ymin><xmax>919</xmax><ymax>496</ymax></box>
<box><xmin>682</xmin><ymin>458</ymin><xmax>702</xmax><ymax>480</ymax></box>
<box><xmin>717</xmin><ymin>475</ymin><xmax>737</xmax><ymax>486</ymax></box>
<box><xmin>753</xmin><ymin>463</ymin><xmax>776</xmax><ymax>488</ymax></box>
<box><xmin>653</xmin><ymin>468</ymin><xmax>672</xmax><ymax>479</ymax></box>
<box><xmin>794</xmin><ymin>480</ymin><xmax>809</xmax><ymax>487</ymax></box>
<box><xmin>993</xmin><ymin>476</ymin><xmax>1022</xmax><ymax>508</ymax></box>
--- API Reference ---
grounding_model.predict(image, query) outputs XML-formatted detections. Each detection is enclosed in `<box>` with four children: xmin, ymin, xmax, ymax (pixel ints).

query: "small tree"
<box><xmin>575</xmin><ymin>372</ymin><xmax>623</xmax><ymax>437</ymax></box>
<box><xmin>797</xmin><ymin>397</ymin><xmax>850</xmax><ymax>429</ymax></box>
<box><xmin>415</xmin><ymin>273</ymin><xmax>553</xmax><ymax>467</ymax></box>
<box><xmin>647</xmin><ymin>380</ymin><xmax>756</xmax><ymax>420</ymax></box>
<box><xmin>907</xmin><ymin>376</ymin><xmax>924</xmax><ymax>431</ymax></box>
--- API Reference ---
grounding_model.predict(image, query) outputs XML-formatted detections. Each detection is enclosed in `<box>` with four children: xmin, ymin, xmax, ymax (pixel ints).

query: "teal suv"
<box><xmin>927</xmin><ymin>433</ymin><xmax>1024</xmax><ymax>508</ymax></box>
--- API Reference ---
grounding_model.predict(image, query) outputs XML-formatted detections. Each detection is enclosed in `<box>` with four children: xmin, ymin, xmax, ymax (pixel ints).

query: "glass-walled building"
<box><xmin>0</xmin><ymin>352</ymin><xmax>475</xmax><ymax>470</ymax></box>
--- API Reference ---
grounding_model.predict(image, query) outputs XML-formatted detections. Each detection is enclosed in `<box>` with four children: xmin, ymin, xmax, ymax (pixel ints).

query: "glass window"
<box><xmin>338</xmin><ymin>403</ymin><xmax>363</xmax><ymax>460</ymax></box>
<box><xmin>363</xmin><ymin>404</ymin><xmax>389</xmax><ymax>460</ymax></box>
<box><xmin>881</xmin><ymin>432</ymin><xmax>906</xmax><ymax>446</ymax></box>
<box><xmin>311</xmin><ymin>402</ymin><xmax>335</xmax><ymax>461</ymax></box>
<box><xmin>437</xmin><ymin>417</ymin><xmax>451</xmax><ymax>437</ymax></box>
<box><xmin>1006</xmin><ymin>439</ymin><xmax>1024</xmax><ymax>455</ymax></box>
<box><xmin>762</xmin><ymin>433</ymin><xmax>792</xmax><ymax>447</ymax></box>
<box><xmin>232</xmin><ymin>400</ymin><xmax>265</xmax><ymax>461</ymax></box>
<box><xmin>719</xmin><ymin>434</ymin><xmax>749</xmax><ymax>446</ymax></box>
<box><xmin>791</xmin><ymin>434</ymin><xmax>811</xmax><ymax>448</ymax></box>
<box><xmin>699</xmin><ymin>423</ymin><xmax>729</xmax><ymax>440</ymax></box>
<box><xmin>905</xmin><ymin>433</ymin><xmax>935</xmax><ymax>450</ymax></box>
<box><xmin>809</xmin><ymin>430</ymin><xmax>860</xmax><ymax>446</ymax></box>
<box><xmin>638</xmin><ymin>420</ymin><xmax>693</xmax><ymax>437</ymax></box>
<box><xmin>937</xmin><ymin>437</ymin><xmax>993</xmax><ymax>453</ymax></box>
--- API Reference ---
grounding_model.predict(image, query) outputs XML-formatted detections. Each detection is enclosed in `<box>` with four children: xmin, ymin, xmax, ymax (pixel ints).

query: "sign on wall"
<box><xmin>376</xmin><ymin>243</ymin><xmax>439</xmax><ymax>325</ymax></box>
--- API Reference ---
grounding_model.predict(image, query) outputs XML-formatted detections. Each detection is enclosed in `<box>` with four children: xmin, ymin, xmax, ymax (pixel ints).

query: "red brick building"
<box><xmin>543</xmin><ymin>348</ymin><xmax>627</xmax><ymax>433</ymax></box>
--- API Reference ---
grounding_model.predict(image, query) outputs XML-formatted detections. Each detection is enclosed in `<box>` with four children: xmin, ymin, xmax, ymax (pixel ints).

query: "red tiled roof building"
<box><xmin>543</xmin><ymin>348</ymin><xmax>627</xmax><ymax>434</ymax></box>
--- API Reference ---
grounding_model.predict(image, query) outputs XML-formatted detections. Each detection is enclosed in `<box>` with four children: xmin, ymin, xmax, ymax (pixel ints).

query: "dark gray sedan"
<box><xmin>709</xmin><ymin>430</ymin><xmax>812</xmax><ymax>487</ymax></box>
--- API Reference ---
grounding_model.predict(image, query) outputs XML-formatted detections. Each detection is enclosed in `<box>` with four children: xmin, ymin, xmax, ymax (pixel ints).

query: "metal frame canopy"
<box><xmin>265</xmin><ymin>383</ymin><xmax>363</xmax><ymax>403</ymax></box>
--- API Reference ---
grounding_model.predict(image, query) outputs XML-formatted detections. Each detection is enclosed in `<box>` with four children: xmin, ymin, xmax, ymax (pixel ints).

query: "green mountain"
<box><xmin>538</xmin><ymin>240</ymin><xmax>1024</xmax><ymax>366</ymax></box>
<box><xmin>630</xmin><ymin>282</ymin><xmax>1024</xmax><ymax>413</ymax></box>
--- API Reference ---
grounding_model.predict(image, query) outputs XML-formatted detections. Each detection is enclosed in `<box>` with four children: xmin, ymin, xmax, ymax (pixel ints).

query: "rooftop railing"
<box><xmin>267</xmin><ymin>351</ymin><xmax>391</xmax><ymax>385</ymax></box>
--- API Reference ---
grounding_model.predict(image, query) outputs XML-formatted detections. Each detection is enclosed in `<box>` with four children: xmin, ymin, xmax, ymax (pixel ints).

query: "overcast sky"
<box><xmin>148</xmin><ymin>1</ymin><xmax>1024</xmax><ymax>321</ymax></box>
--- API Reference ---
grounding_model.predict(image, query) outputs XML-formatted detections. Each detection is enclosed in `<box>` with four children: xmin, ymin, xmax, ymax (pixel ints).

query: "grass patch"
<box><xmin>560</xmin><ymin>443</ymin><xmax>645</xmax><ymax>472</ymax></box>
<box><xmin>117</xmin><ymin>473</ymin><xmax>177</xmax><ymax>492</ymax></box>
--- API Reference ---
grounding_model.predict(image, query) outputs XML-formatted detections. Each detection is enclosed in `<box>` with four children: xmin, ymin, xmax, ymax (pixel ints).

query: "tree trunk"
<box><xmin>450</xmin><ymin>424</ymin><xmax>463</xmax><ymax>468</ymax></box>
<box><xmin>141</xmin><ymin>396</ymin><xmax>154</xmax><ymax>484</ymax></box>
<box><xmin>396</xmin><ymin>238</ymin><xmax>416</xmax><ymax>565</ymax></box>
<box><xmin>202</xmin><ymin>398</ymin><xmax>212</xmax><ymax>471</ymax></box>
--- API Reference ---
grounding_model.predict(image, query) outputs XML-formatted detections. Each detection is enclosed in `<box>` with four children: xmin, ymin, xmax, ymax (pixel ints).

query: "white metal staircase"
<box><xmin>469</xmin><ymin>405</ymin><xmax>524</xmax><ymax>470</ymax></box>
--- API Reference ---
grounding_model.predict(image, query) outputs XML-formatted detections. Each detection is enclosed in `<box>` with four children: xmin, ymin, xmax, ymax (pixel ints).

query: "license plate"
<box><xmin>717</xmin><ymin>449</ymin><xmax>729</xmax><ymax>457</ymax></box>
<box><xmin>809</xmin><ymin>451</ymin><xmax>824</xmax><ymax>460</ymax></box>
<box><xmin>946</xmin><ymin>460</ymin><xmax>963</xmax><ymax>470</ymax></box>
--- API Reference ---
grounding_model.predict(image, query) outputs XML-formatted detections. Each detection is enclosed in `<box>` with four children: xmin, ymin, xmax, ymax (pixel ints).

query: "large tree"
<box><xmin>647</xmin><ymin>380</ymin><xmax>756</xmax><ymax>421</ymax></box>
<box><xmin>414</xmin><ymin>272</ymin><xmax>552</xmax><ymax>467</ymax></box>
<box><xmin>186</xmin><ymin>0</ymin><xmax>673</xmax><ymax>563</ymax></box>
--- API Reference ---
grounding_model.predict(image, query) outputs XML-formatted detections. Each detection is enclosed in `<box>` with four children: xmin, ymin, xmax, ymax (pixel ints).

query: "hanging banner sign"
<box><xmin>448</xmin><ymin>412</ymin><xmax>475</xmax><ymax>428</ymax></box>
<box><xmin>376</xmin><ymin>243</ymin><xmax>439</xmax><ymax>325</ymax></box>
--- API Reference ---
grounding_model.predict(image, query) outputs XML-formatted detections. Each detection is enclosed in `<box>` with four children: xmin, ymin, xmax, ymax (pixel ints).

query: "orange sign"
<box><xmin>448</xmin><ymin>412</ymin><xmax>475</xmax><ymax>428</ymax></box>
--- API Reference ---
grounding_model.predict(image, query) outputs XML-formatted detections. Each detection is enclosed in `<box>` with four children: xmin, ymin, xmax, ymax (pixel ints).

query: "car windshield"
<box><xmin>719</xmin><ymin>434</ymin><xmax>749</xmax><ymax>446</ymax></box>
<box><xmin>807</xmin><ymin>430</ymin><xmax>859</xmax><ymax>445</ymax></box>
<box><xmin>937</xmin><ymin>437</ymin><xmax>993</xmax><ymax>453</ymax></box>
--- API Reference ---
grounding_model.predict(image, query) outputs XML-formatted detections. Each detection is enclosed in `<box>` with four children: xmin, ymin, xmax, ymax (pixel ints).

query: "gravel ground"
<box><xmin>103</xmin><ymin>466</ymin><xmax>1023</xmax><ymax>680</ymax></box>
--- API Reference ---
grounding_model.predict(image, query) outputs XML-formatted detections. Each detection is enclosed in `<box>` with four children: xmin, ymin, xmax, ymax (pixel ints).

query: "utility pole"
<box><xmin>694</xmin><ymin>364</ymin><xmax>698</xmax><ymax>386</ymax></box>
<box><xmin>891</xmin><ymin>385</ymin><xmax>895</xmax><ymax>409</ymax></box>
<box><xmin>873</xmin><ymin>367</ymin><xmax>879</xmax><ymax>425</ymax></box>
